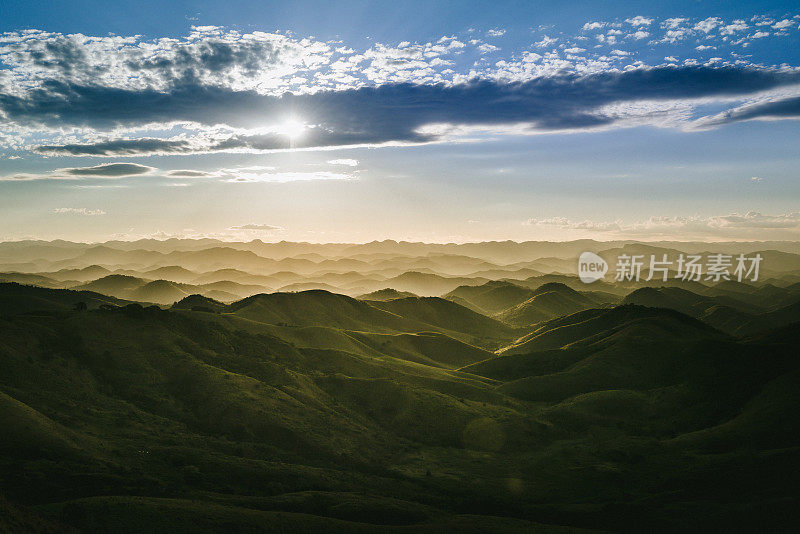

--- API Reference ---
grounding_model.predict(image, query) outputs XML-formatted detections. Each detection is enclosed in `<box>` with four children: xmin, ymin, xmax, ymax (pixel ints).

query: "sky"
<box><xmin>0</xmin><ymin>0</ymin><xmax>799</xmax><ymax>243</ymax></box>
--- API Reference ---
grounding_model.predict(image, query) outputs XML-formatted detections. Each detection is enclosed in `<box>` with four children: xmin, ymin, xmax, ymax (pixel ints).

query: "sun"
<box><xmin>277</xmin><ymin>118</ymin><xmax>307</xmax><ymax>140</ymax></box>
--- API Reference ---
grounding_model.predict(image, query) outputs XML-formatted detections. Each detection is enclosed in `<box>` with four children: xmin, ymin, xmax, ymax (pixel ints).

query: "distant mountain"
<box><xmin>128</xmin><ymin>280</ymin><xmax>189</xmax><ymax>304</ymax></box>
<box><xmin>380</xmin><ymin>271</ymin><xmax>488</xmax><ymax>296</ymax></box>
<box><xmin>74</xmin><ymin>274</ymin><xmax>146</xmax><ymax>296</ymax></box>
<box><xmin>141</xmin><ymin>266</ymin><xmax>199</xmax><ymax>284</ymax></box>
<box><xmin>45</xmin><ymin>265</ymin><xmax>111</xmax><ymax>282</ymax></box>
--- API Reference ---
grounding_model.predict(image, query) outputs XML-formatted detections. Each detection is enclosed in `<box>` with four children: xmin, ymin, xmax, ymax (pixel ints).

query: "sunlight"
<box><xmin>277</xmin><ymin>118</ymin><xmax>307</xmax><ymax>140</ymax></box>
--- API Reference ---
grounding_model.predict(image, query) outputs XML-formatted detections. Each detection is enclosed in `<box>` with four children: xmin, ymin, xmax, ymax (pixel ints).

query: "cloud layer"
<box><xmin>525</xmin><ymin>211</ymin><xmax>800</xmax><ymax>240</ymax></box>
<box><xmin>12</xmin><ymin>66</ymin><xmax>800</xmax><ymax>157</ymax></box>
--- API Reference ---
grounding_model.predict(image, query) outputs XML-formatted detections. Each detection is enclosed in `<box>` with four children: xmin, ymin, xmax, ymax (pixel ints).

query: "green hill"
<box><xmin>224</xmin><ymin>290</ymin><xmax>423</xmax><ymax>332</ymax></box>
<box><xmin>368</xmin><ymin>296</ymin><xmax>518</xmax><ymax>348</ymax></box>
<box><xmin>0</xmin><ymin>283</ymin><xmax>798</xmax><ymax>533</ymax></box>
<box><xmin>496</xmin><ymin>283</ymin><xmax>606</xmax><ymax>327</ymax></box>
<box><xmin>0</xmin><ymin>282</ymin><xmax>130</xmax><ymax>315</ymax></box>
<box><xmin>499</xmin><ymin>304</ymin><xmax>722</xmax><ymax>354</ymax></box>
<box><xmin>357</xmin><ymin>288</ymin><xmax>418</xmax><ymax>301</ymax></box>
<box><xmin>171</xmin><ymin>294</ymin><xmax>226</xmax><ymax>312</ymax></box>
<box><xmin>444</xmin><ymin>281</ymin><xmax>535</xmax><ymax>315</ymax></box>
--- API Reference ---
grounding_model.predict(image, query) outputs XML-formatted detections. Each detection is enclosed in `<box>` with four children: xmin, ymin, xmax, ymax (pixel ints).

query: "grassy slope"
<box><xmin>0</xmin><ymin>286</ymin><xmax>798</xmax><ymax>532</ymax></box>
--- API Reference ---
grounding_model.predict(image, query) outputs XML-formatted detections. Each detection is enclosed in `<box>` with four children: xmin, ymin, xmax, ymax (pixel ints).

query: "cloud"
<box><xmin>661</xmin><ymin>18</ymin><xmax>689</xmax><ymax>29</ymax></box>
<box><xmin>692</xmin><ymin>95</ymin><xmax>800</xmax><ymax>128</ymax></box>
<box><xmin>13</xmin><ymin>66</ymin><xmax>800</xmax><ymax>158</ymax></box>
<box><xmin>60</xmin><ymin>163</ymin><xmax>154</xmax><ymax>177</ymax></box>
<box><xmin>35</xmin><ymin>138</ymin><xmax>195</xmax><ymax>157</ymax></box>
<box><xmin>720</xmin><ymin>20</ymin><xmax>749</xmax><ymax>35</ymax></box>
<box><xmin>1</xmin><ymin>162</ymin><xmax>155</xmax><ymax>180</ymax></box>
<box><xmin>486</xmin><ymin>28</ymin><xmax>506</xmax><ymax>37</ymax></box>
<box><xmin>216</xmin><ymin>167</ymin><xmax>352</xmax><ymax>183</ymax></box>
<box><xmin>327</xmin><ymin>158</ymin><xmax>359</xmax><ymax>166</ymax></box>
<box><xmin>625</xmin><ymin>16</ymin><xmax>652</xmax><ymax>27</ymax></box>
<box><xmin>477</xmin><ymin>43</ymin><xmax>500</xmax><ymax>54</ymax></box>
<box><xmin>525</xmin><ymin>211</ymin><xmax>800</xmax><ymax>239</ymax></box>
<box><xmin>53</xmin><ymin>207</ymin><xmax>106</xmax><ymax>215</ymax></box>
<box><xmin>533</xmin><ymin>35</ymin><xmax>558</xmax><ymax>48</ymax></box>
<box><xmin>694</xmin><ymin>17</ymin><xmax>722</xmax><ymax>33</ymax></box>
<box><xmin>166</xmin><ymin>169</ymin><xmax>216</xmax><ymax>177</ymax></box>
<box><xmin>228</xmin><ymin>223</ymin><xmax>282</xmax><ymax>231</ymax></box>
<box><xmin>582</xmin><ymin>22</ymin><xmax>606</xmax><ymax>31</ymax></box>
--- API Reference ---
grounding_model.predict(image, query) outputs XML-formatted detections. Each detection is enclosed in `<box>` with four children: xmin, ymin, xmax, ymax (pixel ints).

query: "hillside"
<box><xmin>0</xmin><ymin>245</ymin><xmax>799</xmax><ymax>532</ymax></box>
<box><xmin>496</xmin><ymin>282</ymin><xmax>606</xmax><ymax>326</ymax></box>
<box><xmin>358</xmin><ymin>288</ymin><xmax>418</xmax><ymax>301</ymax></box>
<box><xmin>445</xmin><ymin>280</ymin><xmax>535</xmax><ymax>315</ymax></box>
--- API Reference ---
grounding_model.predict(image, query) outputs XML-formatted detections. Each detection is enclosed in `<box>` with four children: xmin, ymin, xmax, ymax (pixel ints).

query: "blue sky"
<box><xmin>0</xmin><ymin>0</ymin><xmax>799</xmax><ymax>242</ymax></box>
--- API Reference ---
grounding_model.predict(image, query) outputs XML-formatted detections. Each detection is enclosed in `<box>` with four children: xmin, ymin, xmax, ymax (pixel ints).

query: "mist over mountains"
<box><xmin>1</xmin><ymin>238</ymin><xmax>799</xmax><ymax>532</ymax></box>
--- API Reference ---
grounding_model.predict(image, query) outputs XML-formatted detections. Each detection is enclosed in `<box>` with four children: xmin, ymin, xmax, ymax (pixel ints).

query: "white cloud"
<box><xmin>661</xmin><ymin>18</ymin><xmax>689</xmax><ymax>29</ymax></box>
<box><xmin>228</xmin><ymin>223</ymin><xmax>283</xmax><ymax>231</ymax></box>
<box><xmin>625</xmin><ymin>16</ymin><xmax>652</xmax><ymax>27</ymax></box>
<box><xmin>721</xmin><ymin>20</ymin><xmax>749</xmax><ymax>35</ymax></box>
<box><xmin>533</xmin><ymin>35</ymin><xmax>558</xmax><ymax>48</ymax></box>
<box><xmin>582</xmin><ymin>22</ymin><xmax>606</xmax><ymax>31</ymax></box>
<box><xmin>487</xmin><ymin>28</ymin><xmax>506</xmax><ymax>37</ymax></box>
<box><xmin>327</xmin><ymin>158</ymin><xmax>359</xmax><ymax>166</ymax></box>
<box><xmin>223</xmin><ymin>169</ymin><xmax>354</xmax><ymax>183</ymax></box>
<box><xmin>477</xmin><ymin>43</ymin><xmax>500</xmax><ymax>54</ymax></box>
<box><xmin>53</xmin><ymin>207</ymin><xmax>106</xmax><ymax>215</ymax></box>
<box><xmin>628</xmin><ymin>30</ymin><xmax>649</xmax><ymax>40</ymax></box>
<box><xmin>525</xmin><ymin>211</ymin><xmax>800</xmax><ymax>239</ymax></box>
<box><xmin>693</xmin><ymin>17</ymin><xmax>722</xmax><ymax>33</ymax></box>
<box><xmin>772</xmin><ymin>19</ymin><xmax>793</xmax><ymax>30</ymax></box>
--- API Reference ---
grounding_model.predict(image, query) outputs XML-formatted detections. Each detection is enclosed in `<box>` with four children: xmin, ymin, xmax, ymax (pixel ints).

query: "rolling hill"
<box><xmin>1</xmin><ymin>242</ymin><xmax>800</xmax><ymax>533</ymax></box>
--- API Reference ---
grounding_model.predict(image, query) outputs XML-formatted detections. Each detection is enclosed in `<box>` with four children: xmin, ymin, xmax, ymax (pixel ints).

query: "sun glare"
<box><xmin>278</xmin><ymin>118</ymin><xmax>307</xmax><ymax>140</ymax></box>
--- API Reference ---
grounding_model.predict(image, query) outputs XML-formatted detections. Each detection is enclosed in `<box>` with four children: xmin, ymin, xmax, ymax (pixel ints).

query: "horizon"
<box><xmin>5</xmin><ymin>236</ymin><xmax>800</xmax><ymax>246</ymax></box>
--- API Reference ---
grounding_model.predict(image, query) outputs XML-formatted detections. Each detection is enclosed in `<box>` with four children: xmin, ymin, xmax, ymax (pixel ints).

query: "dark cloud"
<box><xmin>36</xmin><ymin>138</ymin><xmax>194</xmax><ymax>156</ymax></box>
<box><xmin>6</xmin><ymin>66</ymin><xmax>800</xmax><ymax>156</ymax></box>
<box><xmin>166</xmin><ymin>169</ymin><xmax>215</xmax><ymax>177</ymax></box>
<box><xmin>60</xmin><ymin>163</ymin><xmax>154</xmax><ymax>177</ymax></box>
<box><xmin>695</xmin><ymin>95</ymin><xmax>800</xmax><ymax>127</ymax></box>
